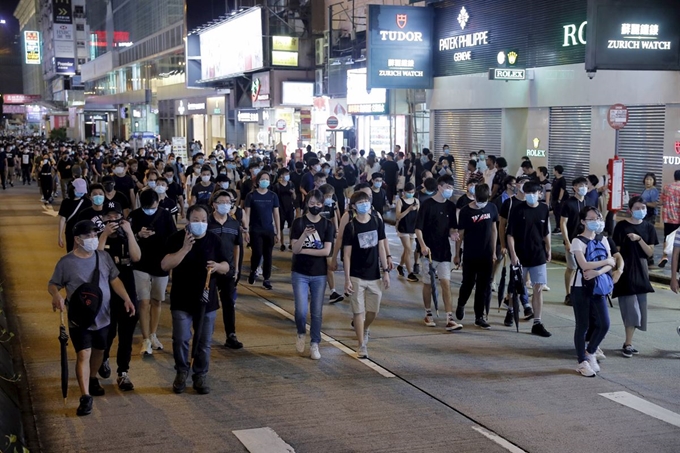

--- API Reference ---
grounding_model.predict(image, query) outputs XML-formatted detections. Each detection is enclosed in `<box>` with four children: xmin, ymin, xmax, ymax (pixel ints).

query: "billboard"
<box><xmin>54</xmin><ymin>24</ymin><xmax>74</xmax><ymax>41</ymax></box>
<box><xmin>53</xmin><ymin>0</ymin><xmax>73</xmax><ymax>24</ymax></box>
<box><xmin>281</xmin><ymin>82</ymin><xmax>314</xmax><ymax>106</ymax></box>
<box><xmin>367</xmin><ymin>5</ymin><xmax>434</xmax><ymax>90</ymax></box>
<box><xmin>347</xmin><ymin>68</ymin><xmax>388</xmax><ymax>114</ymax></box>
<box><xmin>199</xmin><ymin>8</ymin><xmax>263</xmax><ymax>81</ymax></box>
<box><xmin>55</xmin><ymin>57</ymin><xmax>76</xmax><ymax>74</ymax></box>
<box><xmin>585</xmin><ymin>0</ymin><xmax>680</xmax><ymax>71</ymax></box>
<box><xmin>24</xmin><ymin>31</ymin><xmax>41</xmax><ymax>65</ymax></box>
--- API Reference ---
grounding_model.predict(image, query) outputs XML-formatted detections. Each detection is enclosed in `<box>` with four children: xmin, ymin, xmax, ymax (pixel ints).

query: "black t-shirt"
<box><xmin>238</xmin><ymin>178</ymin><xmax>254</xmax><ymax>201</ymax></box>
<box><xmin>328</xmin><ymin>176</ymin><xmax>349</xmax><ymax>211</ymax></box>
<box><xmin>456</xmin><ymin>194</ymin><xmax>475</xmax><ymax>210</ymax></box>
<box><xmin>57</xmin><ymin>158</ymin><xmax>73</xmax><ymax>178</ymax></box>
<box><xmin>159</xmin><ymin>197</ymin><xmax>179</xmax><ymax>215</ymax></box>
<box><xmin>491</xmin><ymin>169</ymin><xmax>508</xmax><ymax>195</ymax></box>
<box><xmin>191</xmin><ymin>182</ymin><xmax>215</xmax><ymax>205</ymax></box>
<box><xmin>5</xmin><ymin>150</ymin><xmax>14</xmax><ymax>167</ymax></box>
<box><xmin>106</xmin><ymin>191</ymin><xmax>130</xmax><ymax>211</ymax></box>
<box><xmin>59</xmin><ymin>197</ymin><xmax>93</xmax><ymax>237</ymax></box>
<box><xmin>552</xmin><ymin>177</ymin><xmax>567</xmax><ymax>205</ymax></box>
<box><xmin>560</xmin><ymin>196</ymin><xmax>590</xmax><ymax>241</ymax></box>
<box><xmin>438</xmin><ymin>155</ymin><xmax>455</xmax><ymax>166</ymax></box>
<box><xmin>396</xmin><ymin>198</ymin><xmax>418</xmax><ymax>234</ymax></box>
<box><xmin>458</xmin><ymin>204</ymin><xmax>499</xmax><ymax>260</ymax></box>
<box><xmin>113</xmin><ymin>175</ymin><xmax>135</xmax><ymax>197</ymax></box>
<box><xmin>415</xmin><ymin>198</ymin><xmax>457</xmax><ymax>262</ymax></box>
<box><xmin>77</xmin><ymin>207</ymin><xmax>106</xmax><ymax>234</ymax></box>
<box><xmin>128</xmin><ymin>208</ymin><xmax>177</xmax><ymax>276</ymax></box>
<box><xmin>166</xmin><ymin>181</ymin><xmax>183</xmax><ymax>203</ymax></box>
<box><xmin>370</xmin><ymin>188</ymin><xmax>388</xmax><ymax>214</ymax></box>
<box><xmin>271</xmin><ymin>182</ymin><xmax>295</xmax><ymax>211</ymax></box>
<box><xmin>245</xmin><ymin>190</ymin><xmax>280</xmax><ymax>233</ymax></box>
<box><xmin>341</xmin><ymin>164</ymin><xmax>357</xmax><ymax>186</ymax></box>
<box><xmin>500</xmin><ymin>196</ymin><xmax>524</xmax><ymax>222</ymax></box>
<box><xmin>507</xmin><ymin>202</ymin><xmax>550</xmax><ymax>267</ymax></box>
<box><xmin>166</xmin><ymin>230</ymin><xmax>225</xmax><ymax>313</ymax></box>
<box><xmin>612</xmin><ymin>220</ymin><xmax>657</xmax><ymax>297</ymax></box>
<box><xmin>0</xmin><ymin>151</ymin><xmax>7</xmax><ymax>168</ymax></box>
<box><xmin>207</xmin><ymin>215</ymin><xmax>241</xmax><ymax>276</ymax></box>
<box><xmin>342</xmin><ymin>214</ymin><xmax>385</xmax><ymax>281</ymax></box>
<box><xmin>381</xmin><ymin>160</ymin><xmax>399</xmax><ymax>184</ymax></box>
<box><xmin>291</xmin><ymin>216</ymin><xmax>335</xmax><ymax>276</ymax></box>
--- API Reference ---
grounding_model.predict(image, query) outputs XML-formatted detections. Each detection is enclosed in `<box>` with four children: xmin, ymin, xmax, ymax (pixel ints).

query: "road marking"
<box><xmin>472</xmin><ymin>426</ymin><xmax>527</xmax><ymax>453</ymax></box>
<box><xmin>260</xmin><ymin>299</ymin><xmax>395</xmax><ymax>378</ymax></box>
<box><xmin>233</xmin><ymin>427</ymin><xmax>295</xmax><ymax>453</ymax></box>
<box><xmin>600</xmin><ymin>391</ymin><xmax>680</xmax><ymax>428</ymax></box>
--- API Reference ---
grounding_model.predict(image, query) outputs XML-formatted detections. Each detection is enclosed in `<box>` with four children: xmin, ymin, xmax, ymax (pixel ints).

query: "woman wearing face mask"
<box><xmin>58</xmin><ymin>178</ymin><xmax>92</xmax><ymax>252</ymax></box>
<box><xmin>155</xmin><ymin>178</ymin><xmax>179</xmax><ymax>221</ymax></box>
<box><xmin>395</xmin><ymin>183</ymin><xmax>420</xmax><ymax>282</ymax></box>
<box><xmin>39</xmin><ymin>153</ymin><xmax>55</xmax><ymax>203</ymax></box>
<box><xmin>272</xmin><ymin>169</ymin><xmax>296</xmax><ymax>251</ymax></box>
<box><xmin>244</xmin><ymin>172</ymin><xmax>281</xmax><ymax>290</ymax></box>
<box><xmin>612</xmin><ymin>197</ymin><xmax>657</xmax><ymax>358</ymax></box>
<box><xmin>570</xmin><ymin>206</ymin><xmax>615</xmax><ymax>377</ymax></box>
<box><xmin>290</xmin><ymin>190</ymin><xmax>335</xmax><ymax>360</ymax></box>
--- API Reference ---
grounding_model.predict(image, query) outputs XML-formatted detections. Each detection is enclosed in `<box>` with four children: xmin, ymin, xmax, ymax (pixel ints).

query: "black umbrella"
<box><xmin>428</xmin><ymin>256</ymin><xmax>439</xmax><ymax>316</ymax></box>
<box><xmin>498</xmin><ymin>256</ymin><xmax>507</xmax><ymax>312</ymax></box>
<box><xmin>58</xmin><ymin>311</ymin><xmax>69</xmax><ymax>403</ymax></box>
<box><xmin>509</xmin><ymin>264</ymin><xmax>524</xmax><ymax>332</ymax></box>
<box><xmin>190</xmin><ymin>268</ymin><xmax>213</xmax><ymax>369</ymax></box>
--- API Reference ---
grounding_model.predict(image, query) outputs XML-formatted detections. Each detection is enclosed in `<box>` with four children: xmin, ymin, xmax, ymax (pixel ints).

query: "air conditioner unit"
<box><xmin>315</xmin><ymin>38</ymin><xmax>325</xmax><ymax>66</ymax></box>
<box><xmin>315</xmin><ymin>69</ymin><xmax>324</xmax><ymax>96</ymax></box>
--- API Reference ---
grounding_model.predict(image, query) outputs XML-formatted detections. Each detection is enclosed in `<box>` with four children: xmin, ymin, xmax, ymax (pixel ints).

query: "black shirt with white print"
<box><xmin>291</xmin><ymin>216</ymin><xmax>335</xmax><ymax>276</ymax></box>
<box><xmin>458</xmin><ymin>203</ymin><xmax>499</xmax><ymax>260</ymax></box>
<box><xmin>342</xmin><ymin>214</ymin><xmax>385</xmax><ymax>281</ymax></box>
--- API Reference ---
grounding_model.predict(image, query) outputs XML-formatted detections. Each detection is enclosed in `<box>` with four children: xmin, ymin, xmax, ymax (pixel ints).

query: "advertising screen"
<box><xmin>281</xmin><ymin>82</ymin><xmax>314</xmax><ymax>106</ymax></box>
<box><xmin>199</xmin><ymin>8</ymin><xmax>264</xmax><ymax>81</ymax></box>
<box><xmin>24</xmin><ymin>31</ymin><xmax>41</xmax><ymax>65</ymax></box>
<box><xmin>347</xmin><ymin>69</ymin><xmax>388</xmax><ymax>114</ymax></box>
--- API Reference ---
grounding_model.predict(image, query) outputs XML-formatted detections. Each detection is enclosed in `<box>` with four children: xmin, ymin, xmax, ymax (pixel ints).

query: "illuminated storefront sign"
<box><xmin>367</xmin><ymin>4</ymin><xmax>434</xmax><ymax>89</ymax></box>
<box><xmin>347</xmin><ymin>68</ymin><xmax>388</xmax><ymax>114</ymax></box>
<box><xmin>237</xmin><ymin>110</ymin><xmax>259</xmax><ymax>122</ymax></box>
<box><xmin>438</xmin><ymin>6</ymin><xmax>490</xmax><ymax>64</ymax></box>
<box><xmin>488</xmin><ymin>68</ymin><xmax>526</xmax><ymax>80</ymax></box>
<box><xmin>563</xmin><ymin>21</ymin><xmax>588</xmax><ymax>47</ymax></box>
<box><xmin>55</xmin><ymin>57</ymin><xmax>76</xmax><ymax>74</ymax></box>
<box><xmin>281</xmin><ymin>82</ymin><xmax>314</xmax><ymax>106</ymax></box>
<box><xmin>24</xmin><ymin>31</ymin><xmax>41</xmax><ymax>65</ymax></box>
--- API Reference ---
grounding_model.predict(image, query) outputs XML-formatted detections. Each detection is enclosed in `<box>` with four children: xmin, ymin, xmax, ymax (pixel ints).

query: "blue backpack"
<box><xmin>576</xmin><ymin>235</ymin><xmax>614</xmax><ymax>296</ymax></box>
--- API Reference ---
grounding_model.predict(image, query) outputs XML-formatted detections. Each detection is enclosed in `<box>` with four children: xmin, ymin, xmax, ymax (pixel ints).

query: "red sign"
<box><xmin>275</xmin><ymin>119</ymin><xmax>287</xmax><ymax>132</ymax></box>
<box><xmin>326</xmin><ymin>116</ymin><xmax>339</xmax><ymax>130</ymax></box>
<box><xmin>90</xmin><ymin>31</ymin><xmax>132</xmax><ymax>47</ymax></box>
<box><xmin>675</xmin><ymin>141</ymin><xmax>680</xmax><ymax>155</ymax></box>
<box><xmin>607</xmin><ymin>104</ymin><xmax>629</xmax><ymax>130</ymax></box>
<box><xmin>396</xmin><ymin>14</ymin><xmax>407</xmax><ymax>29</ymax></box>
<box><xmin>3</xmin><ymin>94</ymin><xmax>41</xmax><ymax>104</ymax></box>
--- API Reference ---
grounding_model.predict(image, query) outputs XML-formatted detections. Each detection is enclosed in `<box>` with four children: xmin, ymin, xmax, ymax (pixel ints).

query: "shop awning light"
<box><xmin>330</xmin><ymin>59</ymin><xmax>341</xmax><ymax>66</ymax></box>
<box><xmin>345</xmin><ymin>58</ymin><xmax>354</xmax><ymax>65</ymax></box>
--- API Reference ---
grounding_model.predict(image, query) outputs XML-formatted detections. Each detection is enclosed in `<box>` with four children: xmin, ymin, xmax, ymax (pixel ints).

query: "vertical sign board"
<box><xmin>367</xmin><ymin>5</ymin><xmax>435</xmax><ymax>90</ymax></box>
<box><xmin>24</xmin><ymin>31</ymin><xmax>41</xmax><ymax>65</ymax></box>
<box><xmin>172</xmin><ymin>137</ymin><xmax>188</xmax><ymax>163</ymax></box>
<box><xmin>585</xmin><ymin>0</ymin><xmax>680</xmax><ymax>71</ymax></box>
<box><xmin>53</xmin><ymin>0</ymin><xmax>73</xmax><ymax>24</ymax></box>
<box><xmin>608</xmin><ymin>158</ymin><xmax>625</xmax><ymax>211</ymax></box>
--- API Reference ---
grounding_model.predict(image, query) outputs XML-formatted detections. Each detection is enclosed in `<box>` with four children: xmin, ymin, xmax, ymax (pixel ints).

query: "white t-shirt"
<box><xmin>570</xmin><ymin>236</ymin><xmax>611</xmax><ymax>287</ymax></box>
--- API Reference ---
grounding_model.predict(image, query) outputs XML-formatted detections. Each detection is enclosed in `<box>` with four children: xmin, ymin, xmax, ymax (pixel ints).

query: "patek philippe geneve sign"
<box><xmin>585</xmin><ymin>0</ymin><xmax>680</xmax><ymax>71</ymax></box>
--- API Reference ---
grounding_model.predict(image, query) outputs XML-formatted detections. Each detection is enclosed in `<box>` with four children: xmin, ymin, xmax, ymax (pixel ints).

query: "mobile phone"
<box><xmin>306</xmin><ymin>224</ymin><xmax>315</xmax><ymax>230</ymax></box>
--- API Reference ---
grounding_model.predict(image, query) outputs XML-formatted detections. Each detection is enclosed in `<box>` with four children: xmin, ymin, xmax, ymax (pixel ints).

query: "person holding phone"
<box><xmin>290</xmin><ymin>190</ymin><xmax>335</xmax><ymax>360</ymax></box>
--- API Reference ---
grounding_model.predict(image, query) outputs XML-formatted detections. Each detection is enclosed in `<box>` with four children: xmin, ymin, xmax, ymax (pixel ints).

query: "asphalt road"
<box><xmin>1</xmin><ymin>184</ymin><xmax>679</xmax><ymax>453</ymax></box>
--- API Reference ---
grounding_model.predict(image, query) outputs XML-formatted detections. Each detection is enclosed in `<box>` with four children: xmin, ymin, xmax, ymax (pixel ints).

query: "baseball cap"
<box><xmin>72</xmin><ymin>220</ymin><xmax>97</xmax><ymax>237</ymax></box>
<box><xmin>102</xmin><ymin>201</ymin><xmax>123</xmax><ymax>216</ymax></box>
<box><xmin>72</xmin><ymin>178</ymin><xmax>87</xmax><ymax>193</ymax></box>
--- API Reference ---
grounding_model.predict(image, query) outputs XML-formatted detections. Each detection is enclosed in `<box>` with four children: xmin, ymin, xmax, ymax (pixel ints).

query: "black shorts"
<box><xmin>69</xmin><ymin>325</ymin><xmax>109</xmax><ymax>352</ymax></box>
<box><xmin>664</xmin><ymin>222</ymin><xmax>680</xmax><ymax>237</ymax></box>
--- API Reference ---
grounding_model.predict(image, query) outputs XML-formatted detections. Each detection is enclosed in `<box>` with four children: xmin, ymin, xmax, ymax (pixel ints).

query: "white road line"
<box><xmin>233</xmin><ymin>427</ymin><xmax>295</xmax><ymax>453</ymax></box>
<box><xmin>261</xmin><ymin>300</ymin><xmax>396</xmax><ymax>378</ymax></box>
<box><xmin>599</xmin><ymin>391</ymin><xmax>680</xmax><ymax>428</ymax></box>
<box><xmin>471</xmin><ymin>426</ymin><xmax>527</xmax><ymax>453</ymax></box>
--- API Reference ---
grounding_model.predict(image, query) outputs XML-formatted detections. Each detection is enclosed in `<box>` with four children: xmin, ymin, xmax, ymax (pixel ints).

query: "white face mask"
<box><xmin>81</xmin><ymin>237</ymin><xmax>99</xmax><ymax>252</ymax></box>
<box><xmin>201</xmin><ymin>175</ymin><xmax>211</xmax><ymax>183</ymax></box>
<box><xmin>114</xmin><ymin>167</ymin><xmax>125</xmax><ymax>176</ymax></box>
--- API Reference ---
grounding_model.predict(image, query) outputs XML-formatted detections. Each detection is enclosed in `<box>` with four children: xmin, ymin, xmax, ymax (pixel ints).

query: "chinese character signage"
<box><xmin>585</xmin><ymin>0</ymin><xmax>680</xmax><ymax>71</ymax></box>
<box><xmin>24</xmin><ymin>31</ymin><xmax>41</xmax><ymax>65</ymax></box>
<box><xmin>53</xmin><ymin>0</ymin><xmax>73</xmax><ymax>24</ymax></box>
<box><xmin>367</xmin><ymin>5</ymin><xmax>434</xmax><ymax>90</ymax></box>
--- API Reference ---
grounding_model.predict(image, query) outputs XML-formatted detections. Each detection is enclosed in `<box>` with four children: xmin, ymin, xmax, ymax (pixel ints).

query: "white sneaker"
<box><xmin>424</xmin><ymin>315</ymin><xmax>436</xmax><ymax>327</ymax></box>
<box><xmin>140</xmin><ymin>338</ymin><xmax>152</xmax><ymax>356</ymax></box>
<box><xmin>150</xmin><ymin>333</ymin><xmax>163</xmax><ymax>350</ymax></box>
<box><xmin>295</xmin><ymin>334</ymin><xmax>305</xmax><ymax>354</ymax></box>
<box><xmin>310</xmin><ymin>343</ymin><xmax>321</xmax><ymax>360</ymax></box>
<box><xmin>362</xmin><ymin>329</ymin><xmax>370</xmax><ymax>347</ymax></box>
<box><xmin>585</xmin><ymin>352</ymin><xmax>600</xmax><ymax>373</ymax></box>
<box><xmin>357</xmin><ymin>345</ymin><xmax>368</xmax><ymax>359</ymax></box>
<box><xmin>594</xmin><ymin>347</ymin><xmax>606</xmax><ymax>361</ymax></box>
<box><xmin>576</xmin><ymin>360</ymin><xmax>596</xmax><ymax>377</ymax></box>
<box><xmin>491</xmin><ymin>282</ymin><xmax>498</xmax><ymax>293</ymax></box>
<box><xmin>543</xmin><ymin>285</ymin><xmax>551</xmax><ymax>292</ymax></box>
<box><xmin>256</xmin><ymin>266</ymin><xmax>263</xmax><ymax>277</ymax></box>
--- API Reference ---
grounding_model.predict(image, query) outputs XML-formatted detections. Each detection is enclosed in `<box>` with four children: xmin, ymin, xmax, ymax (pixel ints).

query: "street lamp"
<box><xmin>0</xmin><ymin>20</ymin><xmax>6</xmax><ymax>24</ymax></box>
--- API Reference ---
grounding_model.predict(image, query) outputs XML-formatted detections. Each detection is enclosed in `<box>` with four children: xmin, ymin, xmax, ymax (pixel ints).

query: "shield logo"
<box><xmin>675</xmin><ymin>141</ymin><xmax>680</xmax><ymax>155</ymax></box>
<box><xmin>396</xmin><ymin>14</ymin><xmax>407</xmax><ymax>29</ymax></box>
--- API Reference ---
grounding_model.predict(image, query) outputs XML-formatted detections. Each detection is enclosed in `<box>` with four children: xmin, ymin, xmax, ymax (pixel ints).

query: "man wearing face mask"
<box><xmin>77</xmin><ymin>184</ymin><xmax>107</xmax><ymax>233</ymax></box>
<box><xmin>101</xmin><ymin>175</ymin><xmax>131</xmax><ymax>218</ymax></box>
<box><xmin>129</xmin><ymin>189</ymin><xmax>177</xmax><ymax>355</ymax></box>
<box><xmin>48</xmin><ymin>220</ymin><xmax>136</xmax><ymax>416</ymax></box>
<box><xmin>272</xmin><ymin>168</ymin><xmax>296</xmax><ymax>251</ymax></box>
<box><xmin>369</xmin><ymin>173</ymin><xmax>389</xmax><ymax>214</ymax></box>
<box><xmin>329</xmin><ymin>166</ymin><xmax>349</xmax><ymax>216</ymax></box>
<box><xmin>111</xmin><ymin>159</ymin><xmax>136</xmax><ymax>209</ymax></box>
<box><xmin>300</xmin><ymin>158</ymin><xmax>321</xmax><ymax>200</ymax></box>
<box><xmin>58</xmin><ymin>178</ymin><xmax>92</xmax><ymax>251</ymax></box>
<box><xmin>560</xmin><ymin>177</ymin><xmax>595</xmax><ymax>306</ymax></box>
<box><xmin>236</xmin><ymin>162</ymin><xmax>260</xmax><ymax>208</ymax></box>
<box><xmin>438</xmin><ymin>144</ymin><xmax>454</xmax><ymax>167</ymax></box>
<box><xmin>191</xmin><ymin>165</ymin><xmax>216</xmax><ymax>206</ymax></box>
<box><xmin>208</xmin><ymin>191</ymin><xmax>242</xmax><ymax>349</ymax></box>
<box><xmin>454</xmin><ymin>184</ymin><xmax>498</xmax><ymax>330</ymax></box>
<box><xmin>155</xmin><ymin>177</ymin><xmax>179</xmax><ymax>219</ymax></box>
<box><xmin>507</xmin><ymin>182</ymin><xmax>552</xmax><ymax>337</ymax></box>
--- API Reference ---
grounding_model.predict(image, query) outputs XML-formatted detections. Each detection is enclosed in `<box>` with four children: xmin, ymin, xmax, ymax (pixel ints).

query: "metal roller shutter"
<box><xmin>433</xmin><ymin>109</ymin><xmax>502</xmax><ymax>188</ymax></box>
<box><xmin>616</xmin><ymin>105</ymin><xmax>665</xmax><ymax>197</ymax></box>
<box><xmin>549</xmin><ymin>106</ymin><xmax>592</xmax><ymax>191</ymax></box>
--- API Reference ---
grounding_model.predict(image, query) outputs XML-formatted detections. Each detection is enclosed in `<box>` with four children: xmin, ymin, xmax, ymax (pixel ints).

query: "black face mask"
<box><xmin>308</xmin><ymin>206</ymin><xmax>323</xmax><ymax>216</ymax></box>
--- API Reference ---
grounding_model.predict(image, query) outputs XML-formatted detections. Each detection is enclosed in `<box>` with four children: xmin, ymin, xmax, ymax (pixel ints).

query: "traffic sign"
<box><xmin>607</xmin><ymin>104</ymin><xmax>629</xmax><ymax>130</ymax></box>
<box><xmin>326</xmin><ymin>116</ymin><xmax>339</xmax><ymax>130</ymax></box>
<box><xmin>275</xmin><ymin>119</ymin><xmax>287</xmax><ymax>132</ymax></box>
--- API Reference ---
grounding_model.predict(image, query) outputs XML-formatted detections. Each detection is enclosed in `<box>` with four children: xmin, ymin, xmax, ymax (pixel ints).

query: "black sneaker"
<box><xmin>116</xmin><ymin>372</ymin><xmax>135</xmax><ymax>391</ymax></box>
<box><xmin>531</xmin><ymin>322</ymin><xmax>552</xmax><ymax>337</ymax></box>
<box><xmin>263</xmin><ymin>280</ymin><xmax>273</xmax><ymax>290</ymax></box>
<box><xmin>193</xmin><ymin>374</ymin><xmax>211</xmax><ymax>394</ymax></box>
<box><xmin>248</xmin><ymin>272</ymin><xmax>256</xmax><ymax>285</ymax></box>
<box><xmin>564</xmin><ymin>294</ymin><xmax>572</xmax><ymax>306</ymax></box>
<box><xmin>413</xmin><ymin>263</ymin><xmax>420</xmax><ymax>275</ymax></box>
<box><xmin>523</xmin><ymin>306</ymin><xmax>534</xmax><ymax>320</ymax></box>
<box><xmin>280</xmin><ymin>244</ymin><xmax>286</xmax><ymax>251</ymax></box>
<box><xmin>475</xmin><ymin>318</ymin><xmax>491</xmax><ymax>330</ymax></box>
<box><xmin>407</xmin><ymin>272</ymin><xmax>419</xmax><ymax>282</ymax></box>
<box><xmin>225</xmin><ymin>334</ymin><xmax>243</xmax><ymax>349</ymax></box>
<box><xmin>622</xmin><ymin>344</ymin><xmax>634</xmax><ymax>358</ymax></box>
<box><xmin>329</xmin><ymin>291</ymin><xmax>344</xmax><ymax>304</ymax></box>
<box><xmin>89</xmin><ymin>377</ymin><xmax>105</xmax><ymax>396</ymax></box>
<box><xmin>503</xmin><ymin>310</ymin><xmax>514</xmax><ymax>327</ymax></box>
<box><xmin>98</xmin><ymin>359</ymin><xmax>111</xmax><ymax>379</ymax></box>
<box><xmin>173</xmin><ymin>371</ymin><xmax>188</xmax><ymax>394</ymax></box>
<box><xmin>76</xmin><ymin>395</ymin><xmax>93</xmax><ymax>416</ymax></box>
<box><xmin>455</xmin><ymin>305</ymin><xmax>465</xmax><ymax>321</ymax></box>
<box><xmin>396</xmin><ymin>265</ymin><xmax>405</xmax><ymax>277</ymax></box>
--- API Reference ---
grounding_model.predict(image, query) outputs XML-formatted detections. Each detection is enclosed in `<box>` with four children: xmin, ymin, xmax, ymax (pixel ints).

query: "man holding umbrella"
<box><xmin>161</xmin><ymin>204</ymin><xmax>230</xmax><ymax>395</ymax></box>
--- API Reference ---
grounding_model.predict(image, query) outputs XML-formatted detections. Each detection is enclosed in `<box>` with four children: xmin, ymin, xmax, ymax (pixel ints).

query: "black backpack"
<box><xmin>68</xmin><ymin>252</ymin><xmax>103</xmax><ymax>329</ymax></box>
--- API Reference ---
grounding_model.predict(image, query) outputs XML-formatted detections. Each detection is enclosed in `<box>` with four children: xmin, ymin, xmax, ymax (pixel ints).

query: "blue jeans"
<box><xmin>172</xmin><ymin>310</ymin><xmax>217</xmax><ymax>376</ymax></box>
<box><xmin>571</xmin><ymin>287</ymin><xmax>610</xmax><ymax>363</ymax></box>
<box><xmin>291</xmin><ymin>272</ymin><xmax>326</xmax><ymax>344</ymax></box>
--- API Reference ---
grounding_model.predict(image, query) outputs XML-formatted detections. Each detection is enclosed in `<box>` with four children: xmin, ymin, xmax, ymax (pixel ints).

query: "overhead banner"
<box><xmin>367</xmin><ymin>4</ymin><xmax>434</xmax><ymax>90</ymax></box>
<box><xmin>585</xmin><ymin>0</ymin><xmax>680</xmax><ymax>71</ymax></box>
<box><xmin>53</xmin><ymin>0</ymin><xmax>73</xmax><ymax>24</ymax></box>
<box><xmin>24</xmin><ymin>31</ymin><xmax>41</xmax><ymax>65</ymax></box>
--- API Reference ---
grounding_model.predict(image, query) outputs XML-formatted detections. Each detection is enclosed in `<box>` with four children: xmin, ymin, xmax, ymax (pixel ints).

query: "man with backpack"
<box><xmin>48</xmin><ymin>220</ymin><xmax>136</xmax><ymax>416</ymax></box>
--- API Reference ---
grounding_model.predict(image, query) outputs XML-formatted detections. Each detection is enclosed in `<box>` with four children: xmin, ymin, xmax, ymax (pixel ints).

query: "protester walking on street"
<box><xmin>560</xmin><ymin>177</ymin><xmax>593</xmax><ymax>306</ymax></box>
<box><xmin>395</xmin><ymin>182</ymin><xmax>420</xmax><ymax>282</ymax></box>
<box><xmin>658</xmin><ymin>170</ymin><xmax>680</xmax><ymax>268</ymax></box>
<box><xmin>58</xmin><ymin>178</ymin><xmax>92</xmax><ymax>252</ymax></box>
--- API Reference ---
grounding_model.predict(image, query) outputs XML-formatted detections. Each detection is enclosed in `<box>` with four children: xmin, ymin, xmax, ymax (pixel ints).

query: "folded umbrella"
<box><xmin>510</xmin><ymin>264</ymin><xmax>524</xmax><ymax>333</ymax></box>
<box><xmin>190</xmin><ymin>268</ymin><xmax>214</xmax><ymax>369</ymax></box>
<box><xmin>58</xmin><ymin>311</ymin><xmax>69</xmax><ymax>403</ymax></box>
<box><xmin>428</xmin><ymin>255</ymin><xmax>439</xmax><ymax>316</ymax></box>
<box><xmin>498</xmin><ymin>256</ymin><xmax>507</xmax><ymax>312</ymax></box>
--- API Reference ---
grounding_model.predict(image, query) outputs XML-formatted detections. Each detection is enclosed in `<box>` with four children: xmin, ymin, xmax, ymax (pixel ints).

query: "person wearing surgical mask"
<box><xmin>614</xmin><ymin>197</ymin><xmax>658</xmax><ymax>359</ymax></box>
<box><xmin>155</xmin><ymin>177</ymin><xmax>179</xmax><ymax>220</ymax></box>
<box><xmin>272</xmin><ymin>168</ymin><xmax>296</xmax><ymax>251</ymax></box>
<box><xmin>208</xmin><ymin>191</ymin><xmax>243</xmax><ymax>350</ymax></box>
<box><xmin>560</xmin><ymin>176</ymin><xmax>595</xmax><ymax>306</ymax></box>
<box><xmin>101</xmin><ymin>175</ymin><xmax>132</xmax><ymax>217</ymax></box>
<box><xmin>369</xmin><ymin>173</ymin><xmax>389</xmax><ymax>215</ymax></box>
<box><xmin>111</xmin><ymin>159</ymin><xmax>136</xmax><ymax>209</ymax></box>
<box><xmin>129</xmin><ymin>189</ymin><xmax>177</xmax><ymax>356</ymax></box>
<box><xmin>58</xmin><ymin>178</ymin><xmax>93</xmax><ymax>251</ymax></box>
<box><xmin>506</xmin><ymin>181</ymin><xmax>553</xmax><ymax>337</ymax></box>
<box><xmin>190</xmin><ymin>165</ymin><xmax>216</xmax><ymax>207</ymax></box>
<box><xmin>161</xmin><ymin>204</ymin><xmax>230</xmax><ymax>395</ymax></box>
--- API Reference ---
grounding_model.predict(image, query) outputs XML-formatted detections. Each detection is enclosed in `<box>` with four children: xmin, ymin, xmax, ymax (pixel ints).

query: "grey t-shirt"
<box><xmin>49</xmin><ymin>251</ymin><xmax>119</xmax><ymax>330</ymax></box>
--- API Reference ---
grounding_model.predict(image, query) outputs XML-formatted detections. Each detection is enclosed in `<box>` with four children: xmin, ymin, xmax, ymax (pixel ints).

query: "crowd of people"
<box><xmin>0</xmin><ymin>136</ymin><xmax>674</xmax><ymax>416</ymax></box>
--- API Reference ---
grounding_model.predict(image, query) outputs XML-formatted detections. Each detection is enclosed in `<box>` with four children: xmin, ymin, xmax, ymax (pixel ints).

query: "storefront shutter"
<box><xmin>548</xmin><ymin>106</ymin><xmax>592</xmax><ymax>192</ymax></box>
<box><xmin>433</xmin><ymin>109</ymin><xmax>502</xmax><ymax>187</ymax></box>
<box><xmin>616</xmin><ymin>105</ymin><xmax>665</xmax><ymax>197</ymax></box>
